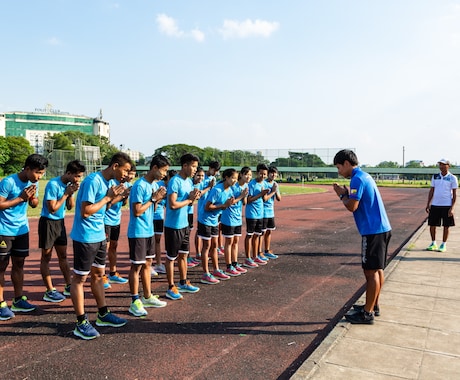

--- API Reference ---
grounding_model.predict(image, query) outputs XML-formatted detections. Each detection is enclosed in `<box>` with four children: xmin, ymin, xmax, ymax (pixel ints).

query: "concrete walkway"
<box><xmin>292</xmin><ymin>222</ymin><xmax>460</xmax><ymax>380</ymax></box>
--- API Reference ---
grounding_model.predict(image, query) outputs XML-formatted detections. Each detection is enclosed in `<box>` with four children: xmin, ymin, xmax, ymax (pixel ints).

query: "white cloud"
<box><xmin>219</xmin><ymin>19</ymin><xmax>280</xmax><ymax>39</ymax></box>
<box><xmin>46</xmin><ymin>37</ymin><xmax>61</xmax><ymax>46</ymax></box>
<box><xmin>156</xmin><ymin>14</ymin><xmax>205</xmax><ymax>42</ymax></box>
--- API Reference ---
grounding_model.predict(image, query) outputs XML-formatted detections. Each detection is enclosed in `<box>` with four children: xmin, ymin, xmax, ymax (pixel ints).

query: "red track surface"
<box><xmin>0</xmin><ymin>185</ymin><xmax>428</xmax><ymax>380</ymax></box>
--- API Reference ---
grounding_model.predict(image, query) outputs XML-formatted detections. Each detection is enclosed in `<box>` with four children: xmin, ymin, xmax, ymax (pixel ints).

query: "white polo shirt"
<box><xmin>431</xmin><ymin>171</ymin><xmax>458</xmax><ymax>206</ymax></box>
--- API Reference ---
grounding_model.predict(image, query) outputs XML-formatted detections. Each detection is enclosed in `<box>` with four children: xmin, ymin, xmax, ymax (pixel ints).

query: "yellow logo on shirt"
<box><xmin>0</xmin><ymin>241</ymin><xmax>7</xmax><ymax>248</ymax></box>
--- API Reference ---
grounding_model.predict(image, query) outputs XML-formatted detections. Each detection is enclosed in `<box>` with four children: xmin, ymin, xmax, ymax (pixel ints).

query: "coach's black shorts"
<box><xmin>428</xmin><ymin>206</ymin><xmax>455</xmax><ymax>227</ymax></box>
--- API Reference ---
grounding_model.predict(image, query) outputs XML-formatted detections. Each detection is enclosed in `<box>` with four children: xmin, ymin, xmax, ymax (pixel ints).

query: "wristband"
<box><xmin>339</xmin><ymin>192</ymin><xmax>348</xmax><ymax>200</ymax></box>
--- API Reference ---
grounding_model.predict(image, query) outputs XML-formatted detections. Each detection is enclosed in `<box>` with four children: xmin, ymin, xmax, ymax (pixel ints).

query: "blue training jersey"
<box><xmin>70</xmin><ymin>172</ymin><xmax>109</xmax><ymax>243</ymax></box>
<box><xmin>245</xmin><ymin>179</ymin><xmax>265</xmax><ymax>219</ymax></box>
<box><xmin>153</xmin><ymin>180</ymin><xmax>166</xmax><ymax>221</ymax></box>
<box><xmin>104</xmin><ymin>179</ymin><xmax>123</xmax><ymax>226</ymax></box>
<box><xmin>221</xmin><ymin>182</ymin><xmax>247</xmax><ymax>227</ymax></box>
<box><xmin>198</xmin><ymin>182</ymin><xmax>233</xmax><ymax>227</ymax></box>
<box><xmin>40</xmin><ymin>176</ymin><xmax>69</xmax><ymax>220</ymax></box>
<box><xmin>0</xmin><ymin>174</ymin><xmax>35</xmax><ymax>236</ymax></box>
<box><xmin>263</xmin><ymin>180</ymin><xmax>278</xmax><ymax>218</ymax></box>
<box><xmin>164</xmin><ymin>174</ymin><xmax>193</xmax><ymax>230</ymax></box>
<box><xmin>128</xmin><ymin>177</ymin><xmax>157</xmax><ymax>238</ymax></box>
<box><xmin>349</xmin><ymin>167</ymin><xmax>391</xmax><ymax>236</ymax></box>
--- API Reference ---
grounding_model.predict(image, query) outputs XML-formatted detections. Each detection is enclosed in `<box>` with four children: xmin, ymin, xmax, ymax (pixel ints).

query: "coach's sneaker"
<box><xmin>142</xmin><ymin>294</ymin><xmax>167</xmax><ymax>308</ymax></box>
<box><xmin>201</xmin><ymin>272</ymin><xmax>220</xmax><ymax>285</ymax></box>
<box><xmin>96</xmin><ymin>311</ymin><xmax>127</xmax><ymax>327</ymax></box>
<box><xmin>438</xmin><ymin>243</ymin><xmax>447</xmax><ymax>253</ymax></box>
<box><xmin>130</xmin><ymin>299</ymin><xmax>148</xmax><ymax>316</ymax></box>
<box><xmin>74</xmin><ymin>319</ymin><xmax>100</xmax><ymax>340</ymax></box>
<box><xmin>103</xmin><ymin>275</ymin><xmax>111</xmax><ymax>289</ymax></box>
<box><xmin>0</xmin><ymin>301</ymin><xmax>14</xmax><ymax>321</ymax></box>
<box><xmin>213</xmin><ymin>269</ymin><xmax>230</xmax><ymax>280</ymax></box>
<box><xmin>345</xmin><ymin>310</ymin><xmax>374</xmax><ymax>325</ymax></box>
<box><xmin>43</xmin><ymin>288</ymin><xmax>66</xmax><ymax>303</ymax></box>
<box><xmin>166</xmin><ymin>286</ymin><xmax>183</xmax><ymax>300</ymax></box>
<box><xmin>264</xmin><ymin>251</ymin><xmax>279</xmax><ymax>259</ymax></box>
<box><xmin>154</xmin><ymin>264</ymin><xmax>166</xmax><ymax>274</ymax></box>
<box><xmin>11</xmin><ymin>296</ymin><xmax>36</xmax><ymax>312</ymax></box>
<box><xmin>178</xmin><ymin>280</ymin><xmax>200</xmax><ymax>293</ymax></box>
<box><xmin>63</xmin><ymin>284</ymin><xmax>71</xmax><ymax>296</ymax></box>
<box><xmin>108</xmin><ymin>272</ymin><xmax>128</xmax><ymax>284</ymax></box>
<box><xmin>243</xmin><ymin>258</ymin><xmax>258</xmax><ymax>268</ymax></box>
<box><xmin>426</xmin><ymin>243</ymin><xmax>438</xmax><ymax>251</ymax></box>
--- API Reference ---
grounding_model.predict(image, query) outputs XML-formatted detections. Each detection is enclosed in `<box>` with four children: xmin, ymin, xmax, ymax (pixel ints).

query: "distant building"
<box><xmin>121</xmin><ymin>149</ymin><xmax>141</xmax><ymax>163</ymax></box>
<box><xmin>0</xmin><ymin>105</ymin><xmax>110</xmax><ymax>154</ymax></box>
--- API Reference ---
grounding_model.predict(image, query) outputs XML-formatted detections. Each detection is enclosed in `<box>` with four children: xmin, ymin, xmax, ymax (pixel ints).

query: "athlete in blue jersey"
<box><xmin>103</xmin><ymin>165</ymin><xmax>136</xmax><ymax>287</ymax></box>
<box><xmin>220</xmin><ymin>167</ymin><xmax>251</xmax><ymax>276</ymax></box>
<box><xmin>0</xmin><ymin>154</ymin><xmax>48</xmax><ymax>320</ymax></box>
<box><xmin>261</xmin><ymin>166</ymin><xmax>282</xmax><ymax>260</ymax></box>
<box><xmin>153</xmin><ymin>169</ymin><xmax>176</xmax><ymax>275</ymax></box>
<box><xmin>39</xmin><ymin>160</ymin><xmax>85</xmax><ymax>303</ymax></box>
<box><xmin>333</xmin><ymin>149</ymin><xmax>392</xmax><ymax>325</ymax></box>
<box><xmin>164</xmin><ymin>153</ymin><xmax>201</xmax><ymax>300</ymax></box>
<box><xmin>198</xmin><ymin>169</ymin><xmax>236</xmax><ymax>284</ymax></box>
<box><xmin>69</xmin><ymin>152</ymin><xmax>132</xmax><ymax>340</ymax></box>
<box><xmin>127</xmin><ymin>155</ymin><xmax>170</xmax><ymax>317</ymax></box>
<box><xmin>244</xmin><ymin>163</ymin><xmax>270</xmax><ymax>268</ymax></box>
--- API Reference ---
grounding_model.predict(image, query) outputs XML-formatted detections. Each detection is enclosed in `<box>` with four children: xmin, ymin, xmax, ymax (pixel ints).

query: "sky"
<box><xmin>1</xmin><ymin>0</ymin><xmax>460</xmax><ymax>166</ymax></box>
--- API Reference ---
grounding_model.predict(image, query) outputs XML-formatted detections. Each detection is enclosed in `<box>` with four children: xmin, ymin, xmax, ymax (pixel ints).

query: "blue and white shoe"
<box><xmin>11</xmin><ymin>296</ymin><xmax>36</xmax><ymax>312</ymax></box>
<box><xmin>108</xmin><ymin>272</ymin><xmax>128</xmax><ymax>284</ymax></box>
<box><xmin>264</xmin><ymin>252</ymin><xmax>279</xmax><ymax>259</ymax></box>
<box><xmin>96</xmin><ymin>311</ymin><xmax>127</xmax><ymax>327</ymax></box>
<box><xmin>165</xmin><ymin>286</ymin><xmax>183</xmax><ymax>300</ymax></box>
<box><xmin>74</xmin><ymin>319</ymin><xmax>100</xmax><ymax>340</ymax></box>
<box><xmin>178</xmin><ymin>281</ymin><xmax>200</xmax><ymax>293</ymax></box>
<box><xmin>43</xmin><ymin>288</ymin><xmax>66</xmax><ymax>303</ymax></box>
<box><xmin>0</xmin><ymin>301</ymin><xmax>14</xmax><ymax>321</ymax></box>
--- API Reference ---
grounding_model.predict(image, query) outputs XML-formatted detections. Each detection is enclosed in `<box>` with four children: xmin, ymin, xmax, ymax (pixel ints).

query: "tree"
<box><xmin>376</xmin><ymin>161</ymin><xmax>400</xmax><ymax>168</ymax></box>
<box><xmin>2</xmin><ymin>136</ymin><xmax>34</xmax><ymax>174</ymax></box>
<box><xmin>271</xmin><ymin>151</ymin><xmax>326</xmax><ymax>167</ymax></box>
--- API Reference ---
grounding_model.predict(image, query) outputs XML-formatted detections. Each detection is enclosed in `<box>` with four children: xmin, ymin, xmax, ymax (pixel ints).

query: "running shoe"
<box><xmin>345</xmin><ymin>310</ymin><xmax>374</xmax><ymax>325</ymax></box>
<box><xmin>190</xmin><ymin>257</ymin><xmax>201</xmax><ymax>265</ymax></box>
<box><xmin>438</xmin><ymin>243</ymin><xmax>447</xmax><ymax>253</ymax></box>
<box><xmin>201</xmin><ymin>272</ymin><xmax>220</xmax><ymax>285</ymax></box>
<box><xmin>108</xmin><ymin>272</ymin><xmax>128</xmax><ymax>284</ymax></box>
<box><xmin>74</xmin><ymin>319</ymin><xmax>100</xmax><ymax>340</ymax></box>
<box><xmin>187</xmin><ymin>257</ymin><xmax>199</xmax><ymax>268</ymax></box>
<box><xmin>151</xmin><ymin>267</ymin><xmax>159</xmax><ymax>277</ymax></box>
<box><xmin>243</xmin><ymin>258</ymin><xmax>258</xmax><ymax>268</ymax></box>
<box><xmin>254</xmin><ymin>256</ymin><xmax>268</xmax><ymax>265</ymax></box>
<box><xmin>103</xmin><ymin>275</ymin><xmax>111</xmax><ymax>289</ymax></box>
<box><xmin>264</xmin><ymin>252</ymin><xmax>279</xmax><ymax>259</ymax></box>
<box><xmin>43</xmin><ymin>288</ymin><xmax>66</xmax><ymax>303</ymax></box>
<box><xmin>426</xmin><ymin>243</ymin><xmax>438</xmax><ymax>251</ymax></box>
<box><xmin>235</xmin><ymin>263</ymin><xmax>248</xmax><ymax>274</ymax></box>
<box><xmin>217</xmin><ymin>247</ymin><xmax>225</xmax><ymax>256</ymax></box>
<box><xmin>353</xmin><ymin>304</ymin><xmax>380</xmax><ymax>317</ymax></box>
<box><xmin>63</xmin><ymin>284</ymin><xmax>71</xmax><ymax>296</ymax></box>
<box><xmin>142</xmin><ymin>294</ymin><xmax>167</xmax><ymax>308</ymax></box>
<box><xmin>154</xmin><ymin>264</ymin><xmax>166</xmax><ymax>274</ymax></box>
<box><xmin>212</xmin><ymin>269</ymin><xmax>230</xmax><ymax>280</ymax></box>
<box><xmin>0</xmin><ymin>301</ymin><xmax>14</xmax><ymax>321</ymax></box>
<box><xmin>257</xmin><ymin>254</ymin><xmax>269</xmax><ymax>262</ymax></box>
<box><xmin>96</xmin><ymin>311</ymin><xmax>127</xmax><ymax>327</ymax></box>
<box><xmin>129</xmin><ymin>299</ymin><xmax>148</xmax><ymax>316</ymax></box>
<box><xmin>225</xmin><ymin>266</ymin><xmax>241</xmax><ymax>277</ymax></box>
<box><xmin>11</xmin><ymin>296</ymin><xmax>36</xmax><ymax>312</ymax></box>
<box><xmin>178</xmin><ymin>280</ymin><xmax>200</xmax><ymax>293</ymax></box>
<box><xmin>166</xmin><ymin>286</ymin><xmax>183</xmax><ymax>300</ymax></box>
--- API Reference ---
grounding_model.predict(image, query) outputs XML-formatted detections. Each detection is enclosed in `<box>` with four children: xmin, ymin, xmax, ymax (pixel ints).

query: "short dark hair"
<box><xmin>256</xmin><ymin>163</ymin><xmax>269</xmax><ymax>172</ymax></box>
<box><xmin>180</xmin><ymin>153</ymin><xmax>200</xmax><ymax>166</ymax></box>
<box><xmin>66</xmin><ymin>160</ymin><xmax>86</xmax><ymax>174</ymax></box>
<box><xmin>333</xmin><ymin>149</ymin><xmax>358</xmax><ymax>166</ymax></box>
<box><xmin>150</xmin><ymin>154</ymin><xmax>171</xmax><ymax>169</ymax></box>
<box><xmin>24</xmin><ymin>154</ymin><xmax>48</xmax><ymax>170</ymax></box>
<box><xmin>109</xmin><ymin>152</ymin><xmax>132</xmax><ymax>168</ymax></box>
<box><xmin>129</xmin><ymin>164</ymin><xmax>137</xmax><ymax>172</ymax></box>
<box><xmin>222</xmin><ymin>168</ymin><xmax>236</xmax><ymax>179</ymax></box>
<box><xmin>268</xmin><ymin>166</ymin><xmax>278</xmax><ymax>174</ymax></box>
<box><xmin>209</xmin><ymin>161</ymin><xmax>221</xmax><ymax>171</ymax></box>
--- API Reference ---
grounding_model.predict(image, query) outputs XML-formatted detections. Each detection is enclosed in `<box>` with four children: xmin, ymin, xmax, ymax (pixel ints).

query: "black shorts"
<box><xmin>246</xmin><ymin>218</ymin><xmax>263</xmax><ymax>236</ymax></box>
<box><xmin>262</xmin><ymin>217</ymin><xmax>276</xmax><ymax>231</ymax></box>
<box><xmin>0</xmin><ymin>233</ymin><xmax>29</xmax><ymax>258</ymax></box>
<box><xmin>197</xmin><ymin>222</ymin><xmax>219</xmax><ymax>240</ymax></box>
<box><xmin>164</xmin><ymin>227</ymin><xmax>190</xmax><ymax>260</ymax></box>
<box><xmin>105</xmin><ymin>224</ymin><xmax>121</xmax><ymax>242</ymax></box>
<box><xmin>154</xmin><ymin>219</ymin><xmax>164</xmax><ymax>235</ymax></box>
<box><xmin>428</xmin><ymin>206</ymin><xmax>455</xmax><ymax>227</ymax></box>
<box><xmin>73</xmin><ymin>240</ymin><xmax>107</xmax><ymax>275</ymax></box>
<box><xmin>188</xmin><ymin>214</ymin><xmax>194</xmax><ymax>230</ymax></box>
<box><xmin>221</xmin><ymin>223</ymin><xmax>242</xmax><ymax>238</ymax></box>
<box><xmin>39</xmin><ymin>217</ymin><xmax>67</xmax><ymax>249</ymax></box>
<box><xmin>361</xmin><ymin>231</ymin><xmax>391</xmax><ymax>270</ymax></box>
<box><xmin>129</xmin><ymin>236</ymin><xmax>155</xmax><ymax>264</ymax></box>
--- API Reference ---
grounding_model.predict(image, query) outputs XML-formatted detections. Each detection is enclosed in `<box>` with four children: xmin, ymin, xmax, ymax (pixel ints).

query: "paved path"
<box><xmin>292</xmin><ymin>222</ymin><xmax>460</xmax><ymax>380</ymax></box>
<box><xmin>0</xmin><ymin>186</ymin><xmax>428</xmax><ymax>379</ymax></box>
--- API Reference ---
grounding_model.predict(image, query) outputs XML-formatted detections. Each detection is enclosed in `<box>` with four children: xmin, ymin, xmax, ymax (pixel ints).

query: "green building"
<box><xmin>0</xmin><ymin>105</ymin><xmax>110</xmax><ymax>153</ymax></box>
